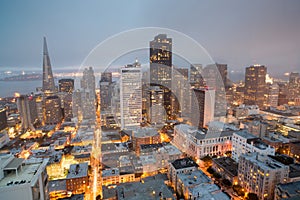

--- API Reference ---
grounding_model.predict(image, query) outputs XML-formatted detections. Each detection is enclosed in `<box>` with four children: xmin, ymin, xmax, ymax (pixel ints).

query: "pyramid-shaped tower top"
<box><xmin>42</xmin><ymin>37</ymin><xmax>56</xmax><ymax>93</ymax></box>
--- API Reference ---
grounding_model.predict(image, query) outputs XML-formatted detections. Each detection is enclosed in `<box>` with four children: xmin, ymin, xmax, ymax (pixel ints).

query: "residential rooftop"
<box><xmin>66</xmin><ymin>163</ymin><xmax>88</xmax><ymax>179</ymax></box>
<box><xmin>171</xmin><ymin>157</ymin><xmax>198</xmax><ymax>170</ymax></box>
<box><xmin>213</xmin><ymin>157</ymin><xmax>238</xmax><ymax>176</ymax></box>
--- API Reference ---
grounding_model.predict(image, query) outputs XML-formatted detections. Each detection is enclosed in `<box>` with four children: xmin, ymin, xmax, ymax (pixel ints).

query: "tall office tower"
<box><xmin>150</xmin><ymin>34</ymin><xmax>173</xmax><ymax>119</ymax></box>
<box><xmin>72</xmin><ymin>90</ymin><xmax>82</xmax><ymax>121</ymax></box>
<box><xmin>203</xmin><ymin>64</ymin><xmax>226</xmax><ymax>117</ymax></box>
<box><xmin>59</xmin><ymin>79</ymin><xmax>74</xmax><ymax>93</ymax></box>
<box><xmin>110</xmin><ymin>82</ymin><xmax>121</xmax><ymax>124</ymax></box>
<box><xmin>147</xmin><ymin>86</ymin><xmax>165</xmax><ymax>125</ymax></box>
<box><xmin>192</xmin><ymin>88</ymin><xmax>215</xmax><ymax>128</ymax></box>
<box><xmin>172</xmin><ymin>67</ymin><xmax>189</xmax><ymax>118</ymax></box>
<box><xmin>0</xmin><ymin>107</ymin><xmax>7</xmax><ymax>131</ymax></box>
<box><xmin>44</xmin><ymin>95</ymin><xmax>62</xmax><ymax>125</ymax></box>
<box><xmin>267</xmin><ymin>83</ymin><xmax>279</xmax><ymax>107</ymax></box>
<box><xmin>35</xmin><ymin>94</ymin><xmax>44</xmax><ymax>123</ymax></box>
<box><xmin>277</xmin><ymin>83</ymin><xmax>289</xmax><ymax>106</ymax></box>
<box><xmin>17</xmin><ymin>95</ymin><xmax>35</xmax><ymax>131</ymax></box>
<box><xmin>62</xmin><ymin>93</ymin><xmax>73</xmax><ymax>121</ymax></box>
<box><xmin>244</xmin><ymin>65</ymin><xmax>267</xmax><ymax>108</ymax></box>
<box><xmin>42</xmin><ymin>37</ymin><xmax>56</xmax><ymax>94</ymax></box>
<box><xmin>79</xmin><ymin>67</ymin><xmax>96</xmax><ymax>120</ymax></box>
<box><xmin>288</xmin><ymin>72</ymin><xmax>300</xmax><ymax>104</ymax></box>
<box><xmin>120</xmin><ymin>61</ymin><xmax>142</xmax><ymax>130</ymax></box>
<box><xmin>216</xmin><ymin>63</ymin><xmax>228</xmax><ymax>88</ymax></box>
<box><xmin>81</xmin><ymin>67</ymin><xmax>96</xmax><ymax>97</ymax></box>
<box><xmin>190</xmin><ymin>64</ymin><xmax>204</xmax><ymax>88</ymax></box>
<box><xmin>100</xmin><ymin>72</ymin><xmax>113</xmax><ymax>112</ymax></box>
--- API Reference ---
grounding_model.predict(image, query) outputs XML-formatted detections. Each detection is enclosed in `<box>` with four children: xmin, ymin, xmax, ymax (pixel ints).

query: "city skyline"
<box><xmin>0</xmin><ymin>2</ymin><xmax>300</xmax><ymax>200</ymax></box>
<box><xmin>0</xmin><ymin>1</ymin><xmax>300</xmax><ymax>77</ymax></box>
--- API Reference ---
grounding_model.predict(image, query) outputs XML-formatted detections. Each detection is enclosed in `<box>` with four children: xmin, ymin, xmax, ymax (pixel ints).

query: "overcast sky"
<box><xmin>0</xmin><ymin>0</ymin><xmax>299</xmax><ymax>77</ymax></box>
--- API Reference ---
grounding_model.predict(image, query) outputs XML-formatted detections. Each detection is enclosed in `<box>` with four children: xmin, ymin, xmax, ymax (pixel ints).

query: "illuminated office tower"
<box><xmin>147</xmin><ymin>86</ymin><xmax>165</xmax><ymax>125</ymax></box>
<box><xmin>288</xmin><ymin>72</ymin><xmax>300</xmax><ymax>104</ymax></box>
<box><xmin>99</xmin><ymin>72</ymin><xmax>113</xmax><ymax>112</ymax></box>
<box><xmin>42</xmin><ymin>37</ymin><xmax>56</xmax><ymax>94</ymax></box>
<box><xmin>35</xmin><ymin>94</ymin><xmax>44</xmax><ymax>123</ymax></box>
<box><xmin>190</xmin><ymin>64</ymin><xmax>204</xmax><ymax>88</ymax></box>
<box><xmin>59</xmin><ymin>79</ymin><xmax>74</xmax><ymax>93</ymax></box>
<box><xmin>120</xmin><ymin>61</ymin><xmax>142</xmax><ymax>130</ymax></box>
<box><xmin>192</xmin><ymin>88</ymin><xmax>215</xmax><ymax>128</ymax></box>
<box><xmin>78</xmin><ymin>67</ymin><xmax>96</xmax><ymax>120</ymax></box>
<box><xmin>172</xmin><ymin>67</ymin><xmax>189</xmax><ymax>118</ymax></box>
<box><xmin>17</xmin><ymin>95</ymin><xmax>35</xmax><ymax>131</ymax></box>
<box><xmin>44</xmin><ymin>95</ymin><xmax>62</xmax><ymax>125</ymax></box>
<box><xmin>150</xmin><ymin>34</ymin><xmax>172</xmax><ymax>118</ymax></box>
<box><xmin>244</xmin><ymin>65</ymin><xmax>267</xmax><ymax>108</ymax></box>
<box><xmin>268</xmin><ymin>83</ymin><xmax>279</xmax><ymax>107</ymax></box>
<box><xmin>81</xmin><ymin>67</ymin><xmax>96</xmax><ymax>98</ymax></box>
<box><xmin>216</xmin><ymin>63</ymin><xmax>228</xmax><ymax>88</ymax></box>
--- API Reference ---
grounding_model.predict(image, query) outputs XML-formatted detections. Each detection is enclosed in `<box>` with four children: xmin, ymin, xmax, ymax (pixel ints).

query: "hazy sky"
<box><xmin>0</xmin><ymin>0</ymin><xmax>300</xmax><ymax>76</ymax></box>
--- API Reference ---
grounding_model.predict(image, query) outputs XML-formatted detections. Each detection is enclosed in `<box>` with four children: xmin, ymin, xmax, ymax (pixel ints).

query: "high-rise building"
<box><xmin>120</xmin><ymin>61</ymin><xmax>142</xmax><ymax>130</ymax></box>
<box><xmin>216</xmin><ymin>63</ymin><xmax>228</xmax><ymax>88</ymax></box>
<box><xmin>100</xmin><ymin>72</ymin><xmax>113</xmax><ymax>112</ymax></box>
<box><xmin>244</xmin><ymin>65</ymin><xmax>267</xmax><ymax>108</ymax></box>
<box><xmin>190</xmin><ymin>64</ymin><xmax>204</xmax><ymax>88</ymax></box>
<box><xmin>76</xmin><ymin>67</ymin><xmax>96</xmax><ymax>120</ymax></box>
<box><xmin>44</xmin><ymin>95</ymin><xmax>62</xmax><ymax>125</ymax></box>
<box><xmin>59</xmin><ymin>79</ymin><xmax>74</xmax><ymax>93</ymax></box>
<box><xmin>238</xmin><ymin>153</ymin><xmax>289</xmax><ymax>200</ymax></box>
<box><xmin>147</xmin><ymin>86</ymin><xmax>165</xmax><ymax>125</ymax></box>
<box><xmin>81</xmin><ymin>67</ymin><xmax>96</xmax><ymax>98</ymax></box>
<box><xmin>203</xmin><ymin>64</ymin><xmax>227</xmax><ymax>117</ymax></box>
<box><xmin>63</xmin><ymin>93</ymin><xmax>73</xmax><ymax>121</ymax></box>
<box><xmin>267</xmin><ymin>83</ymin><xmax>279</xmax><ymax>107</ymax></box>
<box><xmin>17</xmin><ymin>95</ymin><xmax>35</xmax><ymax>131</ymax></box>
<box><xmin>42</xmin><ymin>37</ymin><xmax>56</xmax><ymax>94</ymax></box>
<box><xmin>172</xmin><ymin>67</ymin><xmax>190</xmax><ymax>118</ymax></box>
<box><xmin>0</xmin><ymin>107</ymin><xmax>7</xmax><ymax>131</ymax></box>
<box><xmin>288</xmin><ymin>72</ymin><xmax>300</xmax><ymax>104</ymax></box>
<box><xmin>192</xmin><ymin>88</ymin><xmax>215</xmax><ymax>128</ymax></box>
<box><xmin>150</xmin><ymin>34</ymin><xmax>173</xmax><ymax>118</ymax></box>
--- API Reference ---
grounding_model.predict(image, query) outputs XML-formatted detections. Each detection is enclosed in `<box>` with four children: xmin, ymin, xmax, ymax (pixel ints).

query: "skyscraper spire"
<box><xmin>42</xmin><ymin>37</ymin><xmax>56</xmax><ymax>93</ymax></box>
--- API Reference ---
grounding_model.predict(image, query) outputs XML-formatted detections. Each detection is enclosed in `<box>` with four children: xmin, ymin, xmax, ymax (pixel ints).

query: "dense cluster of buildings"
<box><xmin>0</xmin><ymin>34</ymin><xmax>299</xmax><ymax>200</ymax></box>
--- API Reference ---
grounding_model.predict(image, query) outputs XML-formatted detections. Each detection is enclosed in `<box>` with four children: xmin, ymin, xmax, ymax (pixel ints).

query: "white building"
<box><xmin>0</xmin><ymin>155</ymin><xmax>49</xmax><ymax>200</ymax></box>
<box><xmin>120</xmin><ymin>62</ymin><xmax>142</xmax><ymax>130</ymax></box>
<box><xmin>238</xmin><ymin>153</ymin><xmax>289</xmax><ymax>200</ymax></box>
<box><xmin>173</xmin><ymin>124</ymin><xmax>232</xmax><ymax>159</ymax></box>
<box><xmin>232</xmin><ymin>130</ymin><xmax>275</xmax><ymax>162</ymax></box>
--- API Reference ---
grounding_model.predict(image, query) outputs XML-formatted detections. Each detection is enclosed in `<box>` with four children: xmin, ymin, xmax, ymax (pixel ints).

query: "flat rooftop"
<box><xmin>115</xmin><ymin>174</ymin><xmax>175</xmax><ymax>200</ymax></box>
<box><xmin>276</xmin><ymin>180</ymin><xmax>300</xmax><ymax>198</ymax></box>
<box><xmin>66</xmin><ymin>163</ymin><xmax>88</xmax><ymax>179</ymax></box>
<box><xmin>0</xmin><ymin>158</ymin><xmax>47</xmax><ymax>188</ymax></box>
<box><xmin>235</xmin><ymin>130</ymin><xmax>257</xmax><ymax>139</ymax></box>
<box><xmin>213</xmin><ymin>157</ymin><xmax>238</xmax><ymax>176</ymax></box>
<box><xmin>171</xmin><ymin>157</ymin><xmax>198</xmax><ymax>170</ymax></box>
<box><xmin>177</xmin><ymin>170</ymin><xmax>211</xmax><ymax>187</ymax></box>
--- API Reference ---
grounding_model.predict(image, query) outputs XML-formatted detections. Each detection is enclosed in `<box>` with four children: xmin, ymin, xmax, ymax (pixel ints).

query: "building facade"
<box><xmin>238</xmin><ymin>153</ymin><xmax>289</xmax><ymax>200</ymax></box>
<box><xmin>244</xmin><ymin>65</ymin><xmax>267</xmax><ymax>108</ymax></box>
<box><xmin>120</xmin><ymin>62</ymin><xmax>142</xmax><ymax>130</ymax></box>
